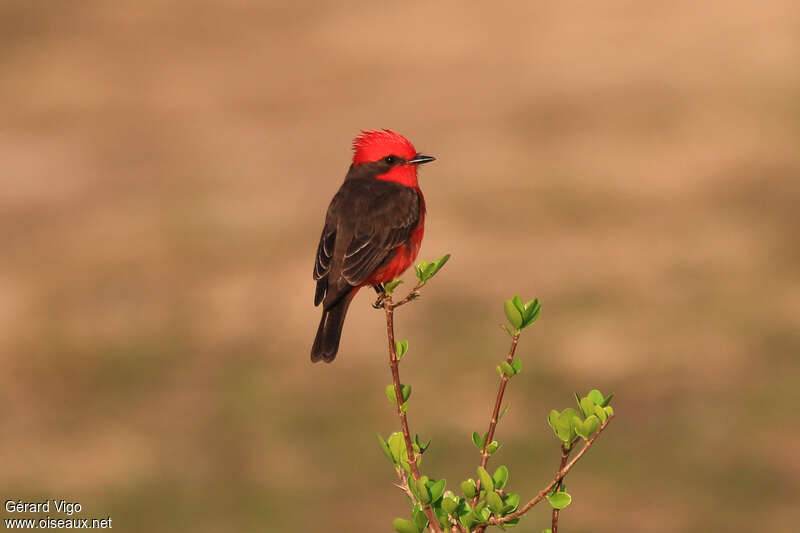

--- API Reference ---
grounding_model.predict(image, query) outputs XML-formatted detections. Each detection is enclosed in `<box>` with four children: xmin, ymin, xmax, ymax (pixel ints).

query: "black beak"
<box><xmin>407</xmin><ymin>153</ymin><xmax>436</xmax><ymax>165</ymax></box>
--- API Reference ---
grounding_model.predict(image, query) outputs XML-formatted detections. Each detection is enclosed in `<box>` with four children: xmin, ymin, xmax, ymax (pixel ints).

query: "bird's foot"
<box><xmin>372</xmin><ymin>284</ymin><xmax>387</xmax><ymax>309</ymax></box>
<box><xmin>372</xmin><ymin>293</ymin><xmax>388</xmax><ymax>309</ymax></box>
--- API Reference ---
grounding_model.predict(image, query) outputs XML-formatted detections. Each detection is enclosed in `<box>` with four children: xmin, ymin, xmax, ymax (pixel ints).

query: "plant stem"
<box><xmin>390</xmin><ymin>282</ymin><xmax>424</xmax><ymax>308</ymax></box>
<box><xmin>489</xmin><ymin>414</ymin><xmax>615</xmax><ymax>526</ymax></box>
<box><xmin>394</xmin><ymin>469</ymin><xmax>416</xmax><ymax>503</ymax></box>
<box><xmin>471</xmin><ymin>332</ymin><xmax>520</xmax><ymax>508</ymax></box>
<box><xmin>450</xmin><ymin>519</ymin><xmax>467</xmax><ymax>533</ymax></box>
<box><xmin>384</xmin><ymin>296</ymin><xmax>442</xmax><ymax>533</ymax></box>
<box><xmin>551</xmin><ymin>444</ymin><xmax>572</xmax><ymax>533</ymax></box>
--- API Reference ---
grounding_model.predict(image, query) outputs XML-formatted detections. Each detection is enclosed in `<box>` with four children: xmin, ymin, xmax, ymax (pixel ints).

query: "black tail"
<box><xmin>311</xmin><ymin>297</ymin><xmax>352</xmax><ymax>363</ymax></box>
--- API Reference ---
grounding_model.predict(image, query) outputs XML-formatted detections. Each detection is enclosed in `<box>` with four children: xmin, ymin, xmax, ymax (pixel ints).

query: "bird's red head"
<box><xmin>352</xmin><ymin>129</ymin><xmax>435</xmax><ymax>188</ymax></box>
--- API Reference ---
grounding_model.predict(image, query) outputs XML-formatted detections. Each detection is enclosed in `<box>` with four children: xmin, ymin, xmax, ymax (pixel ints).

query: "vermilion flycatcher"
<box><xmin>311</xmin><ymin>130</ymin><xmax>435</xmax><ymax>362</ymax></box>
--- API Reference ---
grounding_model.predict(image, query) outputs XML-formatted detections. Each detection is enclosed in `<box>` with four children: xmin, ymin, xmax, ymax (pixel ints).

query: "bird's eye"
<box><xmin>384</xmin><ymin>155</ymin><xmax>398</xmax><ymax>165</ymax></box>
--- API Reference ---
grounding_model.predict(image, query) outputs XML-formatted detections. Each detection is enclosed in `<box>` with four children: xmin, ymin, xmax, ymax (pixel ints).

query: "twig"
<box><xmin>396</xmin><ymin>465</ymin><xmax>465</xmax><ymax>533</ymax></box>
<box><xmin>471</xmin><ymin>333</ymin><xmax>520</xmax><ymax>507</ymax></box>
<box><xmin>449</xmin><ymin>518</ymin><xmax>467</xmax><ymax>533</ymax></box>
<box><xmin>394</xmin><ymin>469</ymin><xmax>417</xmax><ymax>503</ymax></box>
<box><xmin>551</xmin><ymin>444</ymin><xmax>572</xmax><ymax>533</ymax></box>
<box><xmin>388</xmin><ymin>282</ymin><xmax>423</xmax><ymax>309</ymax></box>
<box><xmin>381</xmin><ymin>278</ymin><xmax>612</xmax><ymax>532</ymax></box>
<box><xmin>489</xmin><ymin>414</ymin><xmax>615</xmax><ymax>526</ymax></box>
<box><xmin>383</xmin><ymin>294</ymin><xmax>442</xmax><ymax>533</ymax></box>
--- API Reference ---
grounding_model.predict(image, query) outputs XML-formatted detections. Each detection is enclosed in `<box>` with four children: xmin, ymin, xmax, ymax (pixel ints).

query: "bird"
<box><xmin>311</xmin><ymin>130</ymin><xmax>435</xmax><ymax>363</ymax></box>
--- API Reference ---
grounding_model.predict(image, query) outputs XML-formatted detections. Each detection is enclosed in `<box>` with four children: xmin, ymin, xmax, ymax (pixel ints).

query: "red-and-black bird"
<box><xmin>311</xmin><ymin>130</ymin><xmax>435</xmax><ymax>362</ymax></box>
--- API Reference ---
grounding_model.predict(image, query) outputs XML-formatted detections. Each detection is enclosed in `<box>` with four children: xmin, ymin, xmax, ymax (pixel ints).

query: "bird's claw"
<box><xmin>372</xmin><ymin>292</ymin><xmax>387</xmax><ymax>309</ymax></box>
<box><xmin>371</xmin><ymin>283</ymin><xmax>388</xmax><ymax>309</ymax></box>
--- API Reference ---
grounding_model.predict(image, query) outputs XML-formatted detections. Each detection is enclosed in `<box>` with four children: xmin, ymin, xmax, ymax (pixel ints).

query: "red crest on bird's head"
<box><xmin>352</xmin><ymin>129</ymin><xmax>417</xmax><ymax>164</ymax></box>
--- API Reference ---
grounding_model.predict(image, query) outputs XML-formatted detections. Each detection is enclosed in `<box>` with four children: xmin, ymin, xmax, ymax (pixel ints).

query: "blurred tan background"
<box><xmin>2</xmin><ymin>1</ymin><xmax>799</xmax><ymax>531</ymax></box>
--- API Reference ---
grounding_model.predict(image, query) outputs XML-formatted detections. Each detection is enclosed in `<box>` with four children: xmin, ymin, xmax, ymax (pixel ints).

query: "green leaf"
<box><xmin>579</xmin><ymin>396</ymin><xmax>595</xmax><ymax>418</ymax></box>
<box><xmin>428</xmin><ymin>253</ymin><xmax>451</xmax><ymax>278</ymax></box>
<box><xmin>422</xmin><ymin>263</ymin><xmax>437</xmax><ymax>282</ymax></box>
<box><xmin>412</xmin><ymin>504</ymin><xmax>428</xmax><ymax>531</ymax></box>
<box><xmin>401</xmin><ymin>385</ymin><xmax>412</xmax><ymax>402</ymax></box>
<box><xmin>572</xmin><ymin>414</ymin><xmax>601</xmax><ymax>440</ymax></box>
<box><xmin>388</xmin><ymin>432</ymin><xmax>407</xmax><ymax>465</ymax></box>
<box><xmin>429</xmin><ymin>479</ymin><xmax>446</xmax><ymax>503</ymax></box>
<box><xmin>393</xmin><ymin>518</ymin><xmax>422</xmax><ymax>533</ymax></box>
<box><xmin>587</xmin><ymin>389</ymin><xmax>604</xmax><ymax>405</ymax></box>
<box><xmin>503</xmin><ymin>300</ymin><xmax>523</xmax><ymax>329</ymax></box>
<box><xmin>385</xmin><ymin>384</ymin><xmax>412</xmax><ymax>405</ymax></box>
<box><xmin>486</xmin><ymin>440</ymin><xmax>500</xmax><ymax>456</ymax></box>
<box><xmin>593</xmin><ymin>404</ymin><xmax>607</xmax><ymax>423</ymax></box>
<box><xmin>461</xmin><ymin>479</ymin><xmax>477</xmax><ymax>499</ymax></box>
<box><xmin>477</xmin><ymin>466</ymin><xmax>494</xmax><ymax>492</ymax></box>
<box><xmin>467</xmin><ymin>502</ymin><xmax>489</xmax><ymax>525</ymax></box>
<box><xmin>395</xmin><ymin>340</ymin><xmax>409</xmax><ymax>360</ymax></box>
<box><xmin>486</xmin><ymin>491</ymin><xmax>504</xmax><ymax>515</ymax></box>
<box><xmin>511</xmin><ymin>359</ymin><xmax>522</xmax><ymax>374</ymax></box>
<box><xmin>493</xmin><ymin>465</ymin><xmax>509</xmax><ymax>490</ymax></box>
<box><xmin>384</xmin><ymin>279</ymin><xmax>403</xmax><ymax>295</ymax></box>
<box><xmin>499</xmin><ymin>404</ymin><xmax>511</xmax><ymax>421</ymax></box>
<box><xmin>434</xmin><ymin>506</ymin><xmax>450</xmax><ymax>530</ymax></box>
<box><xmin>462</xmin><ymin>512</ymin><xmax>478</xmax><ymax>529</ymax></box>
<box><xmin>472</xmin><ymin>431</ymin><xmax>482</xmax><ymax>449</ymax></box>
<box><xmin>415</xmin><ymin>434</ymin><xmax>431</xmax><ymax>454</ymax></box>
<box><xmin>415</xmin><ymin>254</ymin><xmax>451</xmax><ymax>284</ymax></box>
<box><xmin>442</xmin><ymin>497</ymin><xmax>458</xmax><ymax>516</ymax></box>
<box><xmin>585</xmin><ymin>414</ymin><xmax>602</xmax><ymax>435</ymax></box>
<box><xmin>377</xmin><ymin>434</ymin><xmax>395</xmax><ymax>464</ymax></box>
<box><xmin>385</xmin><ymin>384</ymin><xmax>411</xmax><ymax>405</ymax></box>
<box><xmin>417</xmin><ymin>477</ymin><xmax>431</xmax><ymax>503</ymax></box>
<box><xmin>500</xmin><ymin>361</ymin><xmax>516</xmax><ymax>377</ymax></box>
<box><xmin>415</xmin><ymin>261</ymin><xmax>427</xmax><ymax>282</ymax></box>
<box><xmin>601</xmin><ymin>393</ymin><xmax>615</xmax><ymax>407</ymax></box>
<box><xmin>604</xmin><ymin>405</ymin><xmax>614</xmax><ymax>417</ymax></box>
<box><xmin>385</xmin><ymin>384</ymin><xmax>396</xmax><ymax>404</ymax></box>
<box><xmin>460</xmin><ymin>514</ymin><xmax>476</xmax><ymax>530</ymax></box>
<box><xmin>400</xmin><ymin>401</ymin><xmax>409</xmax><ymax>413</ymax></box>
<box><xmin>549</xmin><ymin>408</ymin><xmax>578</xmax><ymax>443</ymax></box>
<box><xmin>503</xmin><ymin>492</ymin><xmax>520</xmax><ymax>513</ymax></box>
<box><xmin>511</xmin><ymin>295</ymin><xmax>525</xmax><ymax>316</ymax></box>
<box><xmin>521</xmin><ymin>299</ymin><xmax>542</xmax><ymax>327</ymax></box>
<box><xmin>547</xmin><ymin>491</ymin><xmax>572</xmax><ymax>510</ymax></box>
<box><xmin>408</xmin><ymin>478</ymin><xmax>422</xmax><ymax>501</ymax></box>
<box><xmin>547</xmin><ymin>410</ymin><xmax>560</xmax><ymax>429</ymax></box>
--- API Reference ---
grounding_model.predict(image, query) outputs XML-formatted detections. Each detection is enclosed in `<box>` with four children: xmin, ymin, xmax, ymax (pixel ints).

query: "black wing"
<box><xmin>313</xmin><ymin>178</ymin><xmax>420</xmax><ymax>308</ymax></box>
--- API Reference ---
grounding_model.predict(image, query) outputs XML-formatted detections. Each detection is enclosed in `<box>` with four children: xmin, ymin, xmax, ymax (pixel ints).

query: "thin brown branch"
<box><xmin>388</xmin><ymin>282</ymin><xmax>424</xmax><ymax>308</ymax></box>
<box><xmin>449</xmin><ymin>518</ymin><xmax>467</xmax><ymax>533</ymax></box>
<box><xmin>471</xmin><ymin>332</ymin><xmax>520</xmax><ymax>507</ymax></box>
<box><xmin>551</xmin><ymin>444</ymin><xmax>572</xmax><ymax>533</ymax></box>
<box><xmin>394</xmin><ymin>469</ymin><xmax>417</xmax><ymax>503</ymax></box>
<box><xmin>489</xmin><ymin>414</ymin><xmax>615</xmax><ymax>526</ymax></box>
<box><xmin>383</xmin><ymin>295</ymin><xmax>442</xmax><ymax>533</ymax></box>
